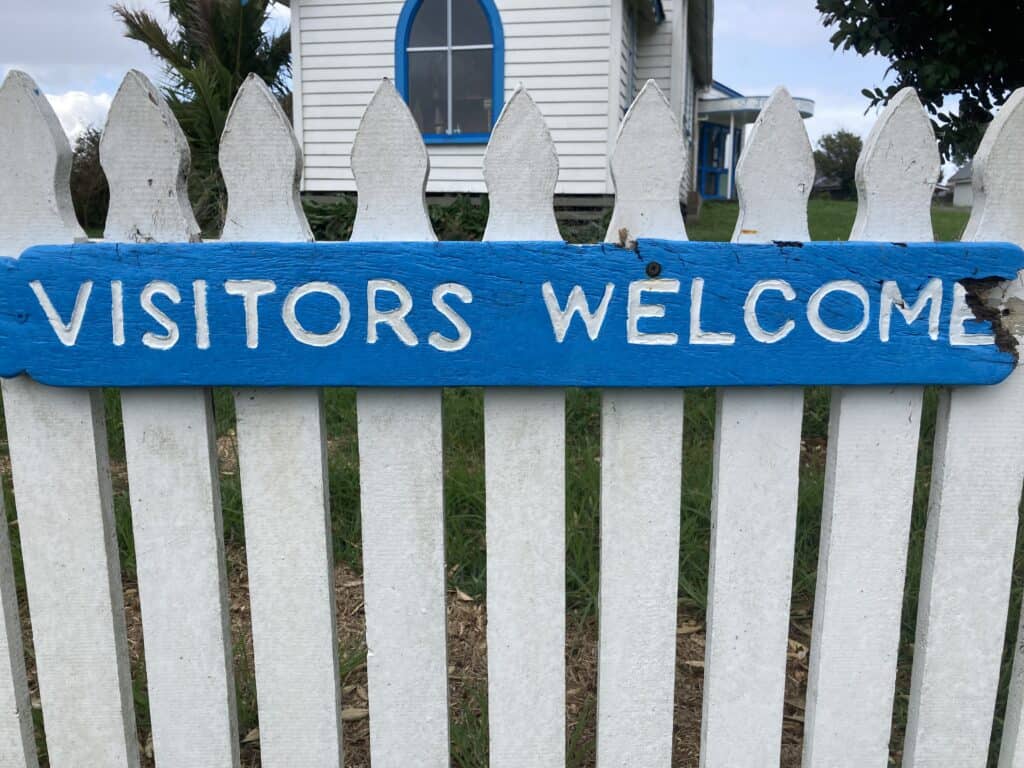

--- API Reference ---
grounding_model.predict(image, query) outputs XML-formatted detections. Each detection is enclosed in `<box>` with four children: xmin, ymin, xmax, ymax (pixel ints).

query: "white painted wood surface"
<box><xmin>0</xmin><ymin>69</ymin><xmax>138</xmax><ymax>768</ymax></box>
<box><xmin>102</xmin><ymin>70</ymin><xmax>239</xmax><ymax>768</ymax></box>
<box><xmin>351</xmin><ymin>79</ymin><xmax>450</xmax><ymax>768</ymax></box>
<box><xmin>222</xmin><ymin>76</ymin><xmax>343</xmax><ymax>768</ymax></box>
<box><xmin>802</xmin><ymin>88</ymin><xmax>938</xmax><ymax>768</ymax></box>
<box><xmin>6</xmin><ymin>60</ymin><xmax>1024</xmax><ymax>767</ymax></box>
<box><xmin>0</xmin><ymin>489</ymin><xmax>34</xmax><ymax>768</ymax></box>
<box><xmin>482</xmin><ymin>86</ymin><xmax>565</xmax><ymax>768</ymax></box>
<box><xmin>904</xmin><ymin>87</ymin><xmax>1024</xmax><ymax>768</ymax></box>
<box><xmin>597</xmin><ymin>80</ymin><xmax>685</xmax><ymax>768</ymax></box>
<box><xmin>701</xmin><ymin>88</ymin><xmax>812</xmax><ymax>768</ymax></box>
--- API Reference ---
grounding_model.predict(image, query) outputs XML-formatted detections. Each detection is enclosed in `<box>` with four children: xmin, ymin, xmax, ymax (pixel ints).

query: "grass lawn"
<box><xmin>6</xmin><ymin>197</ymin><xmax>1017</xmax><ymax>766</ymax></box>
<box><xmin>686</xmin><ymin>198</ymin><xmax>971</xmax><ymax>242</ymax></box>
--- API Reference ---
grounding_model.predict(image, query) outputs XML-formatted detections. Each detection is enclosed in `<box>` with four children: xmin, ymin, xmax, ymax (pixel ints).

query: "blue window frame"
<box><xmin>395</xmin><ymin>0</ymin><xmax>505</xmax><ymax>144</ymax></box>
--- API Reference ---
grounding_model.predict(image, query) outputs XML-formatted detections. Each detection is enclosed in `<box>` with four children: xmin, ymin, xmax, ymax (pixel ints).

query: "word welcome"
<box><xmin>0</xmin><ymin>239</ymin><xmax>1019</xmax><ymax>388</ymax></box>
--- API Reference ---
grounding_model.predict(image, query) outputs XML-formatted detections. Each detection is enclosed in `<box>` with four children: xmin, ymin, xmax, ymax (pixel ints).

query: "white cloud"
<box><xmin>716</xmin><ymin>0</ymin><xmax>832</xmax><ymax>49</ymax></box>
<box><xmin>46</xmin><ymin>91</ymin><xmax>113</xmax><ymax>139</ymax></box>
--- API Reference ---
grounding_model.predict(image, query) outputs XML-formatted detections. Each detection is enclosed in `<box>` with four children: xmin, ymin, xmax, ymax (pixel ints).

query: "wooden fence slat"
<box><xmin>802</xmin><ymin>88</ymin><xmax>938</xmax><ymax>768</ymax></box>
<box><xmin>907</xmin><ymin>87</ymin><xmax>1024</xmax><ymax>768</ymax></box>
<box><xmin>987</xmin><ymin>90</ymin><xmax>1024</xmax><ymax>762</ymax></box>
<box><xmin>0</xmin><ymin>488</ymin><xmax>35</xmax><ymax>768</ymax></box>
<box><xmin>700</xmin><ymin>88</ymin><xmax>813</xmax><ymax>768</ymax></box>
<box><xmin>102</xmin><ymin>71</ymin><xmax>239</xmax><ymax>768</ymax></box>
<box><xmin>0</xmin><ymin>70</ymin><xmax>138</xmax><ymax>768</ymax></box>
<box><xmin>596</xmin><ymin>80</ymin><xmax>685</xmax><ymax>768</ymax></box>
<box><xmin>351</xmin><ymin>79</ymin><xmax>450</xmax><ymax>768</ymax></box>
<box><xmin>482</xmin><ymin>86</ymin><xmax>565</xmax><ymax>768</ymax></box>
<box><xmin>221</xmin><ymin>76</ymin><xmax>343</xmax><ymax>768</ymax></box>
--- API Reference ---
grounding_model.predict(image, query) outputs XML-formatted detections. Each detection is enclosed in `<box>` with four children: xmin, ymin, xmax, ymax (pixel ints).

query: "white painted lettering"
<box><xmin>950</xmin><ymin>282</ymin><xmax>996</xmax><ymax>346</ymax></box>
<box><xmin>542</xmin><ymin>282</ymin><xmax>614</xmax><ymax>342</ymax></box>
<box><xmin>282</xmin><ymin>282</ymin><xmax>350</xmax><ymax>347</ymax></box>
<box><xmin>367</xmin><ymin>279</ymin><xmax>418</xmax><ymax>346</ymax></box>
<box><xmin>808</xmin><ymin>280</ymin><xmax>870</xmax><ymax>343</ymax></box>
<box><xmin>690</xmin><ymin>278</ymin><xmax>736</xmax><ymax>346</ymax></box>
<box><xmin>140</xmin><ymin>280</ymin><xmax>181</xmax><ymax>351</ymax></box>
<box><xmin>627</xmin><ymin>279</ymin><xmax>680</xmax><ymax>346</ymax></box>
<box><xmin>879</xmin><ymin>279</ymin><xmax>942</xmax><ymax>342</ymax></box>
<box><xmin>744</xmin><ymin>279</ymin><xmax>796</xmax><ymax>344</ymax></box>
<box><xmin>30</xmin><ymin>280</ymin><xmax>93</xmax><ymax>347</ymax></box>
<box><xmin>225</xmin><ymin>279</ymin><xmax>276</xmax><ymax>349</ymax></box>
<box><xmin>193</xmin><ymin>280</ymin><xmax>210</xmax><ymax>350</ymax></box>
<box><xmin>429</xmin><ymin>283</ymin><xmax>473</xmax><ymax>352</ymax></box>
<box><xmin>111</xmin><ymin>280</ymin><xmax>125</xmax><ymax>347</ymax></box>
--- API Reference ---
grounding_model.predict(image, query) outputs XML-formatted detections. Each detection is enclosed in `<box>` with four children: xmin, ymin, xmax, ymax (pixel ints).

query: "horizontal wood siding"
<box><xmin>620</xmin><ymin>4</ymin><xmax>635</xmax><ymax>119</ymax></box>
<box><xmin>635</xmin><ymin>0</ymin><xmax>694</xmax><ymax>195</ymax></box>
<box><xmin>296</xmin><ymin>0</ymin><xmax>614</xmax><ymax>194</ymax></box>
<box><xmin>635</xmin><ymin>0</ymin><xmax>673</xmax><ymax>96</ymax></box>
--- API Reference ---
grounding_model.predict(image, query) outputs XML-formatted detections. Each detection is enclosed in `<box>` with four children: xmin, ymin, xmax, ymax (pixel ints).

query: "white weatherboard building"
<box><xmin>283</xmin><ymin>0</ymin><xmax>713</xmax><ymax>199</ymax></box>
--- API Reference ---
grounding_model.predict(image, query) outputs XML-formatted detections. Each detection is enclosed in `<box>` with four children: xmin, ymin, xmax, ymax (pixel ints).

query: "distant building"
<box><xmin>696</xmin><ymin>81</ymin><xmax>814</xmax><ymax>201</ymax></box>
<box><xmin>948</xmin><ymin>162</ymin><xmax>973</xmax><ymax>208</ymax></box>
<box><xmin>284</xmin><ymin>0</ymin><xmax>714</xmax><ymax>200</ymax></box>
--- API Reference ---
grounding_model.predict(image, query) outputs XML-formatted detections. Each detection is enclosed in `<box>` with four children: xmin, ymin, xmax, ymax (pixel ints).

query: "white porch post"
<box><xmin>725</xmin><ymin>113</ymin><xmax>736</xmax><ymax>198</ymax></box>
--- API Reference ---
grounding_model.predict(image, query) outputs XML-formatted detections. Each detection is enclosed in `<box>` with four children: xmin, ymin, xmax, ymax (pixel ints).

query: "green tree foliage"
<box><xmin>817</xmin><ymin>0</ymin><xmax>1024</xmax><ymax>163</ymax></box>
<box><xmin>813</xmin><ymin>130</ymin><xmax>863</xmax><ymax>200</ymax></box>
<box><xmin>113</xmin><ymin>0</ymin><xmax>291</xmax><ymax>233</ymax></box>
<box><xmin>70</xmin><ymin>127</ymin><xmax>110</xmax><ymax>233</ymax></box>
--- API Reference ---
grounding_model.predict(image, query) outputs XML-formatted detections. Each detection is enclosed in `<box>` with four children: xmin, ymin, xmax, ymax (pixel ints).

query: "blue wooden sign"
<box><xmin>0</xmin><ymin>239</ymin><xmax>1019</xmax><ymax>388</ymax></box>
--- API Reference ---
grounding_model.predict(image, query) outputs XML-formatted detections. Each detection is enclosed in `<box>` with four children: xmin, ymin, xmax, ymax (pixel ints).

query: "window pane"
<box><xmin>408</xmin><ymin>50</ymin><xmax>448</xmax><ymax>134</ymax></box>
<box><xmin>409</xmin><ymin>0</ymin><xmax>446</xmax><ymax>47</ymax></box>
<box><xmin>451</xmin><ymin>0</ymin><xmax>492</xmax><ymax>46</ymax></box>
<box><xmin>451</xmin><ymin>49</ymin><xmax>493</xmax><ymax>134</ymax></box>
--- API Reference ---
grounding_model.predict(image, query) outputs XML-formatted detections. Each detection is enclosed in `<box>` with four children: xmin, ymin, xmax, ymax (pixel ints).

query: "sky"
<box><xmin>0</xmin><ymin>1</ymin><xmax>918</xmax><ymax>163</ymax></box>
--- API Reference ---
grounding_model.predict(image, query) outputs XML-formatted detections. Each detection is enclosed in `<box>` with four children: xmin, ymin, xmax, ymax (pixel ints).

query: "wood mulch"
<box><xmin>18</xmin><ymin>544</ymin><xmax>812</xmax><ymax>767</ymax></box>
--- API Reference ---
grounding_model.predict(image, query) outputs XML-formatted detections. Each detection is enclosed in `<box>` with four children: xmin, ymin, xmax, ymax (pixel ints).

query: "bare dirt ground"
<box><xmin>19</xmin><ymin>547</ymin><xmax>811</xmax><ymax>767</ymax></box>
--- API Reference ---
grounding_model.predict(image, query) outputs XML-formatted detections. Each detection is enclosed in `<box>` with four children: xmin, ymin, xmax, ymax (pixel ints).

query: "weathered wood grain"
<box><xmin>0</xmin><ymin>69</ymin><xmax>138</xmax><ymax>768</ymax></box>
<box><xmin>803</xmin><ymin>88</ymin><xmax>938</xmax><ymax>768</ymax></box>
<box><xmin>103</xmin><ymin>70</ymin><xmax>239</xmax><ymax>768</ymax></box>
<box><xmin>223</xmin><ymin>76</ymin><xmax>343</xmax><ymax>768</ymax></box>
<box><xmin>2</xmin><ymin>237</ymin><xmax>1018</xmax><ymax>388</ymax></box>
<box><xmin>701</xmin><ymin>87</ymin><xmax>811</xmax><ymax>768</ymax></box>
<box><xmin>597</xmin><ymin>80</ymin><xmax>685</xmax><ymax>768</ymax></box>
<box><xmin>906</xmin><ymin>87</ymin><xmax>1024</xmax><ymax>768</ymax></box>
<box><xmin>351</xmin><ymin>79</ymin><xmax>450</xmax><ymax>768</ymax></box>
<box><xmin>483</xmin><ymin>86</ymin><xmax>566</xmax><ymax>768</ymax></box>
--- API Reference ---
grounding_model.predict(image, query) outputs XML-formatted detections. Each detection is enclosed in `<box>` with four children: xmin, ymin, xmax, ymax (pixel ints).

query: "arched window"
<box><xmin>396</xmin><ymin>0</ymin><xmax>504</xmax><ymax>143</ymax></box>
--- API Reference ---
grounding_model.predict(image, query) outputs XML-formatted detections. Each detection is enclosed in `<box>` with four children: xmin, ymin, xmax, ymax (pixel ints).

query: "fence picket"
<box><xmin>483</xmin><ymin>86</ymin><xmax>565</xmax><ymax>768</ymax></box>
<box><xmin>221</xmin><ymin>75</ymin><xmax>343</xmax><ymax>768</ymax></box>
<box><xmin>351</xmin><ymin>79</ymin><xmax>450</xmax><ymax>768</ymax></box>
<box><xmin>0</xmin><ymin>70</ymin><xmax>138</xmax><ymax>768</ymax></box>
<box><xmin>905</xmin><ymin>88</ymin><xmax>1024</xmax><ymax>768</ymax></box>
<box><xmin>102</xmin><ymin>70</ymin><xmax>239</xmax><ymax>768</ymax></box>
<box><xmin>596</xmin><ymin>80</ymin><xmax>685</xmax><ymax>768</ymax></box>
<box><xmin>802</xmin><ymin>88</ymin><xmax>938</xmax><ymax>768</ymax></box>
<box><xmin>0</xmin><ymin>490</ymin><xmax>34</xmax><ymax>768</ymax></box>
<box><xmin>700</xmin><ymin>88</ymin><xmax>812</xmax><ymax>768</ymax></box>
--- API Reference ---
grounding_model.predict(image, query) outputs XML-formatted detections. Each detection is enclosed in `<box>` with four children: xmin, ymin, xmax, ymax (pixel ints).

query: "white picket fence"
<box><xmin>1</xmin><ymin>65</ymin><xmax>1023</xmax><ymax>768</ymax></box>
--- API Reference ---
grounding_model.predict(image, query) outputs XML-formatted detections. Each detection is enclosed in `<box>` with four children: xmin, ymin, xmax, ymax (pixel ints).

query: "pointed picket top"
<box><xmin>605</xmin><ymin>80</ymin><xmax>687</xmax><ymax>243</ymax></box>
<box><xmin>963</xmin><ymin>88</ymin><xmax>1024</xmax><ymax>246</ymax></box>
<box><xmin>850</xmin><ymin>88</ymin><xmax>939</xmax><ymax>242</ymax></box>
<box><xmin>483</xmin><ymin>85</ymin><xmax>560</xmax><ymax>241</ymax></box>
<box><xmin>0</xmin><ymin>70</ymin><xmax>85</xmax><ymax>255</ymax></box>
<box><xmin>732</xmin><ymin>87</ymin><xmax>814</xmax><ymax>244</ymax></box>
<box><xmin>220</xmin><ymin>75</ymin><xmax>312</xmax><ymax>242</ymax></box>
<box><xmin>100</xmin><ymin>70</ymin><xmax>200</xmax><ymax>243</ymax></box>
<box><xmin>351</xmin><ymin>79</ymin><xmax>435</xmax><ymax>242</ymax></box>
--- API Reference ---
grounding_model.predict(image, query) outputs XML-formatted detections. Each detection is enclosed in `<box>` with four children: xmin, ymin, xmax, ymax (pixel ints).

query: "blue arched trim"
<box><xmin>394</xmin><ymin>0</ymin><xmax>505</xmax><ymax>144</ymax></box>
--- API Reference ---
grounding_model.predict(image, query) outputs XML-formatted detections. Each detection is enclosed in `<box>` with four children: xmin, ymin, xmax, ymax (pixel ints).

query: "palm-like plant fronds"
<box><xmin>112</xmin><ymin>0</ymin><xmax>291</xmax><ymax>233</ymax></box>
